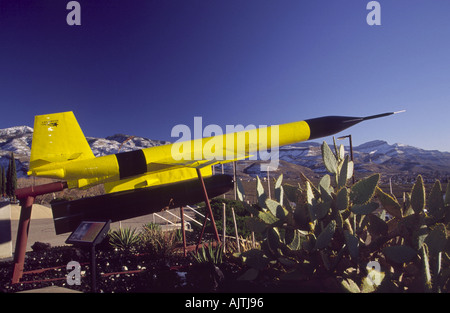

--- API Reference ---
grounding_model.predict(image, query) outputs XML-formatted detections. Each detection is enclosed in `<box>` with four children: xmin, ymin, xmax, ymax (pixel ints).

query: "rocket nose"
<box><xmin>305</xmin><ymin>116</ymin><xmax>362</xmax><ymax>140</ymax></box>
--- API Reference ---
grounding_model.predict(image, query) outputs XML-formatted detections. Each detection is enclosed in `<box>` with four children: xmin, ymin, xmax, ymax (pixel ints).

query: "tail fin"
<box><xmin>29</xmin><ymin>112</ymin><xmax>95</xmax><ymax>171</ymax></box>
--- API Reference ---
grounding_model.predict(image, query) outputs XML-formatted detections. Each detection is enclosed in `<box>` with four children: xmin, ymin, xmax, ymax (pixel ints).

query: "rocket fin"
<box><xmin>29</xmin><ymin>112</ymin><xmax>95</xmax><ymax>171</ymax></box>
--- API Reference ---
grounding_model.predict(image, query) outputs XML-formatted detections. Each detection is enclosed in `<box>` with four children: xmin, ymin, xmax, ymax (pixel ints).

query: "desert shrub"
<box><xmin>225</xmin><ymin>235</ymin><xmax>260</xmax><ymax>255</ymax></box>
<box><xmin>142</xmin><ymin>222</ymin><xmax>161</xmax><ymax>231</ymax></box>
<box><xmin>138</xmin><ymin>226</ymin><xmax>179</xmax><ymax>259</ymax></box>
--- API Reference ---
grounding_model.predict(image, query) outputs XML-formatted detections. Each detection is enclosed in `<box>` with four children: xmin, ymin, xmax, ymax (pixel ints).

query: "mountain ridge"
<box><xmin>1</xmin><ymin>126</ymin><xmax>449</xmax><ymax>184</ymax></box>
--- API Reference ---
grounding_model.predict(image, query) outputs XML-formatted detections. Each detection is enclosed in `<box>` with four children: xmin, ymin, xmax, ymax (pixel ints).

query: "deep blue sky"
<box><xmin>1</xmin><ymin>1</ymin><xmax>450</xmax><ymax>151</ymax></box>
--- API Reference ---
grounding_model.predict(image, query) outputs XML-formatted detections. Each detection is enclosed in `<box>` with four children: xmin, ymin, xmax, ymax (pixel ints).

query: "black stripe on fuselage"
<box><xmin>115</xmin><ymin>150</ymin><xmax>147</xmax><ymax>179</ymax></box>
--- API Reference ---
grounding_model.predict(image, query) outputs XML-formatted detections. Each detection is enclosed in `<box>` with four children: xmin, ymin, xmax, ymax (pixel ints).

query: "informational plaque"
<box><xmin>66</xmin><ymin>221</ymin><xmax>110</xmax><ymax>246</ymax></box>
<box><xmin>65</xmin><ymin>220</ymin><xmax>111</xmax><ymax>292</ymax></box>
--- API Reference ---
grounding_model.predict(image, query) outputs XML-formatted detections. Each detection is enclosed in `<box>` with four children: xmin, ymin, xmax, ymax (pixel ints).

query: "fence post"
<box><xmin>180</xmin><ymin>206</ymin><xmax>187</xmax><ymax>257</ymax></box>
<box><xmin>251</xmin><ymin>212</ymin><xmax>255</xmax><ymax>248</ymax></box>
<box><xmin>222</xmin><ymin>203</ymin><xmax>226</xmax><ymax>252</ymax></box>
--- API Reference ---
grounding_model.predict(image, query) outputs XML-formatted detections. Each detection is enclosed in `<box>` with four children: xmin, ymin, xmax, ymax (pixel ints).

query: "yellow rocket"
<box><xmin>28</xmin><ymin>110</ymin><xmax>403</xmax><ymax>194</ymax></box>
<box><xmin>26</xmin><ymin>111</ymin><xmax>403</xmax><ymax>234</ymax></box>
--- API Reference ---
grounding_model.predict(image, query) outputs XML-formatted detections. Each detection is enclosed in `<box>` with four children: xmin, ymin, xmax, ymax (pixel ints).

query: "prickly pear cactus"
<box><xmin>235</xmin><ymin>138</ymin><xmax>450</xmax><ymax>293</ymax></box>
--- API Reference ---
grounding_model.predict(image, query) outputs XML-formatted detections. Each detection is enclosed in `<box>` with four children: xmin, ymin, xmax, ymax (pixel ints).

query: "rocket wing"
<box><xmin>103</xmin><ymin>153</ymin><xmax>251</xmax><ymax>194</ymax></box>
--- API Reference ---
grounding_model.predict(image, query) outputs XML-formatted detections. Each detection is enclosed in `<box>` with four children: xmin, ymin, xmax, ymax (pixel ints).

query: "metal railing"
<box><xmin>152</xmin><ymin>204</ymin><xmax>257</xmax><ymax>251</ymax></box>
<box><xmin>152</xmin><ymin>205</ymin><xmax>211</xmax><ymax>231</ymax></box>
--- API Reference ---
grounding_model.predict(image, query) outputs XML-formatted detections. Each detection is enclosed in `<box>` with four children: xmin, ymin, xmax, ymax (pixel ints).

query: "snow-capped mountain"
<box><xmin>88</xmin><ymin>134</ymin><xmax>170</xmax><ymax>156</ymax></box>
<box><xmin>1</xmin><ymin>125</ymin><xmax>449</xmax><ymax>183</ymax></box>
<box><xmin>272</xmin><ymin>140</ymin><xmax>450</xmax><ymax>183</ymax></box>
<box><xmin>0</xmin><ymin>126</ymin><xmax>34</xmax><ymax>174</ymax></box>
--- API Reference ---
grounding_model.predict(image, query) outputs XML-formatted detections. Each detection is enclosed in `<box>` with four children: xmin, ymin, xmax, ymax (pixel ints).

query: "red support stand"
<box><xmin>195</xmin><ymin>168</ymin><xmax>221</xmax><ymax>251</ymax></box>
<box><xmin>11</xmin><ymin>182</ymin><xmax>67</xmax><ymax>284</ymax></box>
<box><xmin>11</xmin><ymin>195</ymin><xmax>34</xmax><ymax>284</ymax></box>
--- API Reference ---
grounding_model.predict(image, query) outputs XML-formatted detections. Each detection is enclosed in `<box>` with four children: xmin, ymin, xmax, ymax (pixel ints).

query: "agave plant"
<box><xmin>192</xmin><ymin>241</ymin><xmax>224</xmax><ymax>266</ymax></box>
<box><xmin>108</xmin><ymin>227</ymin><xmax>141</xmax><ymax>251</ymax></box>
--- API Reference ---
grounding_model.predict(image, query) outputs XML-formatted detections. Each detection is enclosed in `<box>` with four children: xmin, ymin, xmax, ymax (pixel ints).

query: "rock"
<box><xmin>31</xmin><ymin>242</ymin><xmax>51</xmax><ymax>251</ymax></box>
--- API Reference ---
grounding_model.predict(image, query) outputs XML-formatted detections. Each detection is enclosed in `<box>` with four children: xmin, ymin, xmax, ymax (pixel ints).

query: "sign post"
<box><xmin>66</xmin><ymin>220</ymin><xmax>111</xmax><ymax>293</ymax></box>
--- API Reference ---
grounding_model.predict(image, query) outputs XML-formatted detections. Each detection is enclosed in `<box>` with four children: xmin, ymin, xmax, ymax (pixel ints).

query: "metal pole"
<box><xmin>11</xmin><ymin>195</ymin><xmax>34</xmax><ymax>284</ymax></box>
<box><xmin>337</xmin><ymin>135</ymin><xmax>355</xmax><ymax>184</ymax></box>
<box><xmin>348</xmin><ymin>135</ymin><xmax>355</xmax><ymax>184</ymax></box>
<box><xmin>222</xmin><ymin>203</ymin><xmax>226</xmax><ymax>253</ymax></box>
<box><xmin>12</xmin><ymin>181</ymin><xmax>67</xmax><ymax>284</ymax></box>
<box><xmin>231</xmin><ymin>207</ymin><xmax>240</xmax><ymax>253</ymax></box>
<box><xmin>233</xmin><ymin>162</ymin><xmax>237</xmax><ymax>200</ymax></box>
<box><xmin>222</xmin><ymin>164</ymin><xmax>226</xmax><ymax>199</ymax></box>
<box><xmin>251</xmin><ymin>213</ymin><xmax>255</xmax><ymax>248</ymax></box>
<box><xmin>91</xmin><ymin>245</ymin><xmax>97</xmax><ymax>293</ymax></box>
<box><xmin>197</xmin><ymin>211</ymin><xmax>209</xmax><ymax>251</ymax></box>
<box><xmin>195</xmin><ymin>168</ymin><xmax>220</xmax><ymax>251</ymax></box>
<box><xmin>180</xmin><ymin>206</ymin><xmax>187</xmax><ymax>257</ymax></box>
